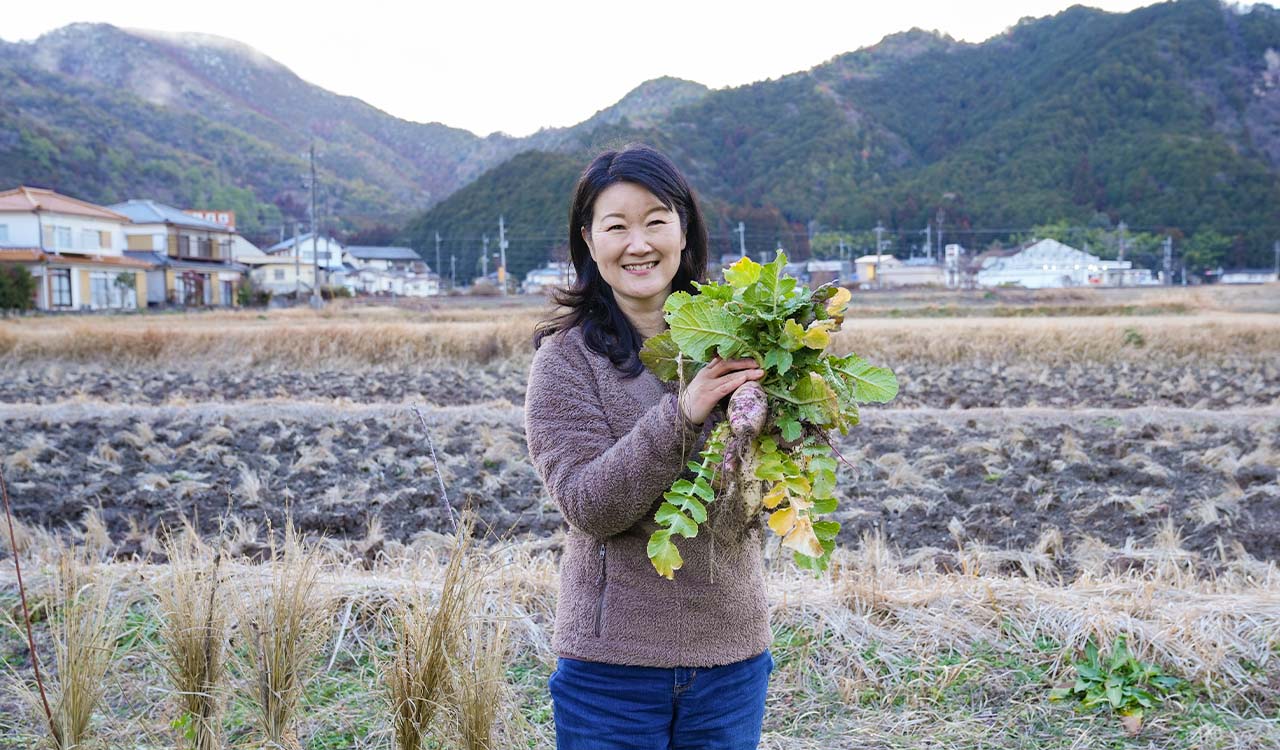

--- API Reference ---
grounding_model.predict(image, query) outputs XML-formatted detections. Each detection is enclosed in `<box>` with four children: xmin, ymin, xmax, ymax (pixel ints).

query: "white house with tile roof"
<box><xmin>0</xmin><ymin>186</ymin><xmax>150</xmax><ymax>310</ymax></box>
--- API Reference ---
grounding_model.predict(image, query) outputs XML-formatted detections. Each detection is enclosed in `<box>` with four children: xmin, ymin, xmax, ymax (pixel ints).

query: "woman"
<box><xmin>524</xmin><ymin>143</ymin><xmax>773</xmax><ymax>749</ymax></box>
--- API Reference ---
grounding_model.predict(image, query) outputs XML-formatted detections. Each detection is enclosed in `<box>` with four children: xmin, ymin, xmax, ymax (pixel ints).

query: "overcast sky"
<box><xmin>6</xmin><ymin>0</ymin><xmax>1160</xmax><ymax>137</ymax></box>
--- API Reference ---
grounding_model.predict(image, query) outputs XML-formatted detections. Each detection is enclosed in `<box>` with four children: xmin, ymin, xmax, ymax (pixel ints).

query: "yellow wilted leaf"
<box><xmin>782</xmin><ymin>514</ymin><xmax>825</xmax><ymax>558</ymax></box>
<box><xmin>825</xmin><ymin>287</ymin><xmax>852</xmax><ymax>319</ymax></box>
<box><xmin>788</xmin><ymin>493</ymin><xmax>814</xmax><ymax>512</ymax></box>
<box><xmin>649</xmin><ymin>538</ymin><xmax>684</xmax><ymax>580</ymax></box>
<box><xmin>768</xmin><ymin>507</ymin><xmax>796</xmax><ymax>537</ymax></box>
<box><xmin>762</xmin><ymin>482</ymin><xmax>788</xmax><ymax>509</ymax></box>
<box><xmin>802</xmin><ymin>320</ymin><xmax>835</xmax><ymax>350</ymax></box>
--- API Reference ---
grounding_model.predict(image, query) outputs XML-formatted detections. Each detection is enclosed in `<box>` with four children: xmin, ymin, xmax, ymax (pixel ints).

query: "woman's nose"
<box><xmin>626</xmin><ymin>230</ymin><xmax>651</xmax><ymax>252</ymax></box>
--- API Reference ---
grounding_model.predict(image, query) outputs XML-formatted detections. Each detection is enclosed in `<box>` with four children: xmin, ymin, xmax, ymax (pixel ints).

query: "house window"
<box><xmin>0</xmin><ymin>224</ymin><xmax>8</xmax><ymax>243</ymax></box>
<box><xmin>81</xmin><ymin>229</ymin><xmax>99</xmax><ymax>250</ymax></box>
<box><xmin>50</xmin><ymin>269</ymin><xmax>72</xmax><ymax>307</ymax></box>
<box><xmin>54</xmin><ymin>226</ymin><xmax>72</xmax><ymax>249</ymax></box>
<box><xmin>218</xmin><ymin>240</ymin><xmax>232</xmax><ymax>259</ymax></box>
<box><xmin>179</xmin><ymin>235</ymin><xmax>191</xmax><ymax>256</ymax></box>
<box><xmin>90</xmin><ymin>272</ymin><xmax>136</xmax><ymax>309</ymax></box>
<box><xmin>198</xmin><ymin>237</ymin><xmax>212</xmax><ymax>258</ymax></box>
<box><xmin>273</xmin><ymin>269</ymin><xmax>285</xmax><ymax>281</ymax></box>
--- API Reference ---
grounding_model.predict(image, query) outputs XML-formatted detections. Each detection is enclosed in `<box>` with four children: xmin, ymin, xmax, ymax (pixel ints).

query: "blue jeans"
<box><xmin>549</xmin><ymin>649</ymin><xmax>774</xmax><ymax>749</ymax></box>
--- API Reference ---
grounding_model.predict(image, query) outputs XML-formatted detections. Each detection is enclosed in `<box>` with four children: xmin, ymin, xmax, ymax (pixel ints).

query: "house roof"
<box><xmin>267</xmin><ymin>233</ymin><xmax>341</xmax><ymax>253</ymax></box>
<box><xmin>0</xmin><ymin>186</ymin><xmax>130</xmax><ymax>221</ymax></box>
<box><xmin>0</xmin><ymin>248</ymin><xmax>153</xmax><ymax>269</ymax></box>
<box><xmin>123</xmin><ymin>251</ymin><xmax>247</xmax><ymax>272</ymax></box>
<box><xmin>108</xmin><ymin>199</ymin><xmax>230</xmax><ymax>231</ymax></box>
<box><xmin>346</xmin><ymin>245</ymin><xmax>422</xmax><ymax>261</ymax></box>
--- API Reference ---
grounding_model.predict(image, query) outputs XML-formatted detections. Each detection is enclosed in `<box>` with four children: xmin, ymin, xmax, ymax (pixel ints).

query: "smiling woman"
<box><xmin>579</xmin><ymin>182</ymin><xmax>686</xmax><ymax>339</ymax></box>
<box><xmin>525</xmin><ymin>144</ymin><xmax>773</xmax><ymax>750</ymax></box>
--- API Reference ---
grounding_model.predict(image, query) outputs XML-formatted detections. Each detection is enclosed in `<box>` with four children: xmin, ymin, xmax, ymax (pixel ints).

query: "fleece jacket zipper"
<box><xmin>593</xmin><ymin>541</ymin><xmax>607</xmax><ymax>637</ymax></box>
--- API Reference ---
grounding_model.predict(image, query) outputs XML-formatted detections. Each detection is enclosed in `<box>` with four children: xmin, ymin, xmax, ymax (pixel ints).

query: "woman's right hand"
<box><xmin>679</xmin><ymin>356</ymin><xmax>765</xmax><ymax>426</ymax></box>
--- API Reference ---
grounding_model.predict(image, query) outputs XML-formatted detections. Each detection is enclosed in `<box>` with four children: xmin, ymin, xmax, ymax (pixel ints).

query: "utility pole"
<box><xmin>924</xmin><ymin>223</ymin><xmax>932</xmax><ymax>262</ymax></box>
<box><xmin>1163</xmin><ymin>235</ymin><xmax>1173</xmax><ymax>286</ymax></box>
<box><xmin>434</xmin><ymin>231</ymin><xmax>442</xmax><ymax>292</ymax></box>
<box><xmin>874</xmin><ymin>221</ymin><xmax>885</xmax><ymax>290</ymax></box>
<box><xmin>498</xmin><ymin>216</ymin><xmax>509</xmax><ymax>295</ymax></box>
<box><xmin>736</xmin><ymin>221</ymin><xmax>747</xmax><ymax>257</ymax></box>
<box><xmin>293</xmin><ymin>222</ymin><xmax>301</xmax><ymax>300</ymax></box>
<box><xmin>1116</xmin><ymin>220</ymin><xmax>1127</xmax><ymax>288</ymax></box>
<box><xmin>308</xmin><ymin>142</ymin><xmax>321</xmax><ymax>308</ymax></box>
<box><xmin>935</xmin><ymin>207</ymin><xmax>945</xmax><ymax>264</ymax></box>
<box><xmin>481</xmin><ymin>234</ymin><xmax>489</xmax><ymax>279</ymax></box>
<box><xmin>1273</xmin><ymin>240</ymin><xmax>1279</xmax><ymax>279</ymax></box>
<box><xmin>450</xmin><ymin>254</ymin><xmax>456</xmax><ymax>289</ymax></box>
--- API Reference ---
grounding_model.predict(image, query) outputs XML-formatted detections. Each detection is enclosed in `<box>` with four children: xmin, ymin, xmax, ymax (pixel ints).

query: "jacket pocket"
<box><xmin>593</xmin><ymin>540</ymin><xmax>607</xmax><ymax>637</ymax></box>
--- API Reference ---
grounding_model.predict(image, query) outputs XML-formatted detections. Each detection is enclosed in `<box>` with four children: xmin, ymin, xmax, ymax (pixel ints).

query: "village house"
<box><xmin>852</xmin><ymin>253</ymin><xmax>945</xmax><ymax>288</ymax></box>
<box><xmin>251</xmin><ymin>233</ymin><xmax>348</xmax><ymax>294</ymax></box>
<box><xmin>344</xmin><ymin>246</ymin><xmax>440</xmax><ymax>297</ymax></box>
<box><xmin>113</xmin><ymin>199</ymin><xmax>247</xmax><ymax>306</ymax></box>
<box><xmin>0</xmin><ymin>186</ymin><xmax>151</xmax><ymax>311</ymax></box>
<box><xmin>522</xmin><ymin>261</ymin><xmax>575</xmax><ymax>294</ymax></box>
<box><xmin>971</xmin><ymin>238</ymin><xmax>1154</xmax><ymax>288</ymax></box>
<box><xmin>1218</xmin><ymin>268</ymin><xmax>1279</xmax><ymax>284</ymax></box>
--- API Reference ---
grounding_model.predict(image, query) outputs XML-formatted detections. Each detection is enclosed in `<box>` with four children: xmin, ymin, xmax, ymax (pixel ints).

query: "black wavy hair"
<box><xmin>533</xmin><ymin>143</ymin><xmax>709</xmax><ymax>378</ymax></box>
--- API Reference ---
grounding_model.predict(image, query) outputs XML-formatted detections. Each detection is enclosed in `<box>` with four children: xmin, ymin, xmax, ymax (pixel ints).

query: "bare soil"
<box><xmin>2</xmin><ymin>356</ymin><xmax>1276</xmax><ymax>409</ymax></box>
<box><xmin>2</xmin><ymin>401</ymin><xmax>1275</xmax><ymax>572</ymax></box>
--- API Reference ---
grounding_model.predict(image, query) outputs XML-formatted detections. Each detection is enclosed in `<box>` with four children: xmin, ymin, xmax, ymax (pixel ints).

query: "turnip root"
<box><xmin>727</xmin><ymin>381</ymin><xmax>767</xmax><ymax>439</ymax></box>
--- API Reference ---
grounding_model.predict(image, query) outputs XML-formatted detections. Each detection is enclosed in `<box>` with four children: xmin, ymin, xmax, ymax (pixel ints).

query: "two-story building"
<box><xmin>343</xmin><ymin>246</ymin><xmax>439</xmax><ymax>296</ymax></box>
<box><xmin>112</xmin><ymin>199</ymin><xmax>247</xmax><ymax>306</ymax></box>
<box><xmin>0</xmin><ymin>186</ymin><xmax>151</xmax><ymax>311</ymax></box>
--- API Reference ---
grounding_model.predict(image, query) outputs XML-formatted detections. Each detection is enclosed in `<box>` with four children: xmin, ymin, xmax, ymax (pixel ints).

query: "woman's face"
<box><xmin>581</xmin><ymin>182</ymin><xmax>685</xmax><ymax>311</ymax></box>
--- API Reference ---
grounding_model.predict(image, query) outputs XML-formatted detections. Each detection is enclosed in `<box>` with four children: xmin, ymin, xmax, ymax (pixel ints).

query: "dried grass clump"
<box><xmin>234</xmin><ymin>519</ymin><xmax>330</xmax><ymax>750</ymax></box>
<box><xmin>155</xmin><ymin>528</ymin><xmax>228</xmax><ymax>750</ymax></box>
<box><xmin>381</xmin><ymin>523</ymin><xmax>476</xmax><ymax>750</ymax></box>
<box><xmin>11</xmin><ymin>551</ymin><xmax>123</xmax><ymax>750</ymax></box>
<box><xmin>456</xmin><ymin>616</ymin><xmax>512</xmax><ymax>750</ymax></box>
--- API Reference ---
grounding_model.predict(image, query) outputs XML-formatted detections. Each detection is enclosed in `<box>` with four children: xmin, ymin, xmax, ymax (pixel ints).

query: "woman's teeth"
<box><xmin>624</xmin><ymin>261</ymin><xmax>658</xmax><ymax>270</ymax></box>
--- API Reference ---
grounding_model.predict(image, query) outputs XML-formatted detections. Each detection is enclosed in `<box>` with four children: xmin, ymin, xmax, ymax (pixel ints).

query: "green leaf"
<box><xmin>812</xmin><ymin>520</ymin><xmax>841</xmax><ymax>541</ymax></box>
<box><xmin>1106</xmin><ymin>684</ymin><xmax>1123</xmax><ymax>708</ymax></box>
<box><xmin>639</xmin><ymin>331</ymin><xmax>684</xmax><ymax>382</ymax></box>
<box><xmin>655</xmin><ymin>503</ymin><xmax>698</xmax><ymax>538</ymax></box>
<box><xmin>788</xmin><ymin>373</ymin><xmax>841</xmax><ymax>426</ymax></box>
<box><xmin>778</xmin><ymin>416</ymin><xmax>802</xmax><ymax>442</ymax></box>
<box><xmin>811</xmin><ymin>497</ymin><xmax>837</xmax><ymax>514</ymax></box>
<box><xmin>663</xmin><ymin>291</ymin><xmax>695</xmax><ymax>314</ymax></box>
<box><xmin>811</xmin><ymin>469</ymin><xmax>836</xmax><ymax>499</ymax></box>
<box><xmin>723</xmin><ymin>256</ymin><xmax>762</xmax><ymax>288</ymax></box>
<box><xmin>668</xmin><ymin>298</ymin><xmax>746</xmax><ymax>362</ymax></box>
<box><xmin>830</xmin><ymin>354</ymin><xmax>900</xmax><ymax>404</ymax></box>
<box><xmin>763</xmin><ymin>347</ymin><xmax>793</xmax><ymax>376</ymax></box>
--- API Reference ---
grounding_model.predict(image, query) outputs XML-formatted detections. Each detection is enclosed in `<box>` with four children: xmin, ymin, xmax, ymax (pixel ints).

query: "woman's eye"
<box><xmin>648</xmin><ymin>220</ymin><xmax>666</xmax><ymax>227</ymax></box>
<box><xmin>607</xmin><ymin>224</ymin><xmax>624</xmax><ymax>231</ymax></box>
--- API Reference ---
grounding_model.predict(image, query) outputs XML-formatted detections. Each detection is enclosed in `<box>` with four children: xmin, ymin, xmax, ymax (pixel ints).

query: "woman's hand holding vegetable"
<box><xmin>679</xmin><ymin>357</ymin><xmax>764</xmax><ymax>426</ymax></box>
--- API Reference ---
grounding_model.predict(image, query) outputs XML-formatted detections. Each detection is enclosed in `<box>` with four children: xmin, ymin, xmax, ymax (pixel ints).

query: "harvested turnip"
<box><xmin>728</xmin><ymin>380</ymin><xmax>767</xmax><ymax>439</ymax></box>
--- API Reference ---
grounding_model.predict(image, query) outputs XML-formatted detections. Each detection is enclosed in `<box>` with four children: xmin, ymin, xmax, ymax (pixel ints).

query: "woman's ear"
<box><xmin>580</xmin><ymin>225</ymin><xmax>595</xmax><ymax>260</ymax></box>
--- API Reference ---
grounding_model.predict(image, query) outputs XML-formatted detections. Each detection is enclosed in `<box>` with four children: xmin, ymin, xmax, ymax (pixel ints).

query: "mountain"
<box><xmin>0</xmin><ymin>24</ymin><xmax>701</xmax><ymax>243</ymax></box>
<box><xmin>5</xmin><ymin>0</ymin><xmax>1280</xmax><ymax>275</ymax></box>
<box><xmin>409</xmin><ymin>0</ymin><xmax>1280</xmax><ymax>280</ymax></box>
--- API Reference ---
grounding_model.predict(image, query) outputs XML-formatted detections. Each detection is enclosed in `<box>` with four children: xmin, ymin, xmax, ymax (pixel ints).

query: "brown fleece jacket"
<box><xmin>524</xmin><ymin>324</ymin><xmax>770</xmax><ymax>668</ymax></box>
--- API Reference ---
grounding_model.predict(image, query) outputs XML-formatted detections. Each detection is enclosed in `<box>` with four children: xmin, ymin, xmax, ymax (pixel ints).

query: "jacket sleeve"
<box><xmin>524</xmin><ymin>336</ymin><xmax>706</xmax><ymax>539</ymax></box>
